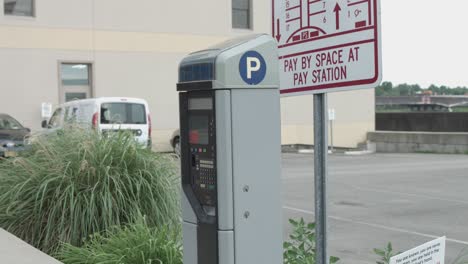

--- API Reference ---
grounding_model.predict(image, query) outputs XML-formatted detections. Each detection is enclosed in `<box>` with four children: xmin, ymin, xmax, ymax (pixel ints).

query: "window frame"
<box><xmin>232</xmin><ymin>0</ymin><xmax>253</xmax><ymax>30</ymax></box>
<box><xmin>100</xmin><ymin>103</ymin><xmax>147</xmax><ymax>125</ymax></box>
<box><xmin>48</xmin><ymin>108</ymin><xmax>64</xmax><ymax>129</ymax></box>
<box><xmin>58</xmin><ymin>61</ymin><xmax>94</xmax><ymax>104</ymax></box>
<box><xmin>3</xmin><ymin>0</ymin><xmax>36</xmax><ymax>18</ymax></box>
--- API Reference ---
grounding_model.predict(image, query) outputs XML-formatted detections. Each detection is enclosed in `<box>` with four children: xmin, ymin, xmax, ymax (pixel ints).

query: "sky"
<box><xmin>381</xmin><ymin>0</ymin><xmax>468</xmax><ymax>88</ymax></box>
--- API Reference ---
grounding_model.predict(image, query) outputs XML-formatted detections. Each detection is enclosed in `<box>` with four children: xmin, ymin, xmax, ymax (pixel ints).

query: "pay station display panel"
<box><xmin>185</xmin><ymin>93</ymin><xmax>217</xmax><ymax>212</ymax></box>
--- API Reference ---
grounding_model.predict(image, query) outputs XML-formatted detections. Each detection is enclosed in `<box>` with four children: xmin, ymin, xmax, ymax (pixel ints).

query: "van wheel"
<box><xmin>174</xmin><ymin>137</ymin><xmax>181</xmax><ymax>156</ymax></box>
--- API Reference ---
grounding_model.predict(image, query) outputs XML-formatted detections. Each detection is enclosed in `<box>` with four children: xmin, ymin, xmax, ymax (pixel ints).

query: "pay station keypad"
<box><xmin>198</xmin><ymin>159</ymin><xmax>215</xmax><ymax>190</ymax></box>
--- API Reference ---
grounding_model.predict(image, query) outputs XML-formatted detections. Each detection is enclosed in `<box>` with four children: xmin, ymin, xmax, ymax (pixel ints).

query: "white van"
<box><xmin>42</xmin><ymin>97</ymin><xmax>152</xmax><ymax>148</ymax></box>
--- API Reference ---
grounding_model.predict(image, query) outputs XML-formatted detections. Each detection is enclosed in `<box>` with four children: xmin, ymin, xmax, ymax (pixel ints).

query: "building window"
<box><xmin>65</xmin><ymin>93</ymin><xmax>87</xmax><ymax>102</ymax></box>
<box><xmin>61</xmin><ymin>64</ymin><xmax>90</xmax><ymax>86</ymax></box>
<box><xmin>4</xmin><ymin>0</ymin><xmax>34</xmax><ymax>17</ymax></box>
<box><xmin>59</xmin><ymin>63</ymin><xmax>93</xmax><ymax>103</ymax></box>
<box><xmin>232</xmin><ymin>0</ymin><xmax>251</xmax><ymax>29</ymax></box>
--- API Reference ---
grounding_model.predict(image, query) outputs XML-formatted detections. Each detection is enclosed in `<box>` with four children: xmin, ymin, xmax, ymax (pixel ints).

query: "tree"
<box><xmin>375</xmin><ymin>82</ymin><xmax>468</xmax><ymax>97</ymax></box>
<box><xmin>396</xmin><ymin>83</ymin><xmax>410</xmax><ymax>96</ymax></box>
<box><xmin>375</xmin><ymin>81</ymin><xmax>393</xmax><ymax>96</ymax></box>
<box><xmin>428</xmin><ymin>84</ymin><xmax>440</xmax><ymax>95</ymax></box>
<box><xmin>440</xmin><ymin>85</ymin><xmax>449</xmax><ymax>95</ymax></box>
<box><xmin>409</xmin><ymin>84</ymin><xmax>421</xmax><ymax>95</ymax></box>
<box><xmin>381</xmin><ymin>81</ymin><xmax>393</xmax><ymax>93</ymax></box>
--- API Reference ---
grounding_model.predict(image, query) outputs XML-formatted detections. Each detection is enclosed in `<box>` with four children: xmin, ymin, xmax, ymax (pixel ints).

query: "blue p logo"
<box><xmin>239</xmin><ymin>51</ymin><xmax>267</xmax><ymax>85</ymax></box>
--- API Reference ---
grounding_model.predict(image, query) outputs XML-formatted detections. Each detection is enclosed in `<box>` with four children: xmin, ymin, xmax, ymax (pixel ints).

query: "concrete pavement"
<box><xmin>3</xmin><ymin>152</ymin><xmax>464</xmax><ymax>264</ymax></box>
<box><xmin>282</xmin><ymin>153</ymin><xmax>468</xmax><ymax>264</ymax></box>
<box><xmin>0</xmin><ymin>228</ymin><xmax>62</xmax><ymax>264</ymax></box>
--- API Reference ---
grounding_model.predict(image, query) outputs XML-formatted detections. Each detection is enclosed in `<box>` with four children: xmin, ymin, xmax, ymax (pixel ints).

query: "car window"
<box><xmin>64</xmin><ymin>107</ymin><xmax>79</xmax><ymax>124</ymax></box>
<box><xmin>71</xmin><ymin>107</ymin><xmax>78</xmax><ymax>122</ymax></box>
<box><xmin>100</xmin><ymin>103</ymin><xmax>146</xmax><ymax>125</ymax></box>
<box><xmin>64</xmin><ymin>107</ymin><xmax>70</xmax><ymax>123</ymax></box>
<box><xmin>49</xmin><ymin>108</ymin><xmax>63</xmax><ymax>128</ymax></box>
<box><xmin>0</xmin><ymin>115</ymin><xmax>23</xmax><ymax>130</ymax></box>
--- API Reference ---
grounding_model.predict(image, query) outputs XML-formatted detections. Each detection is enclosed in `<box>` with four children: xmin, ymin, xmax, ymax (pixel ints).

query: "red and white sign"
<box><xmin>273</xmin><ymin>0</ymin><xmax>382</xmax><ymax>96</ymax></box>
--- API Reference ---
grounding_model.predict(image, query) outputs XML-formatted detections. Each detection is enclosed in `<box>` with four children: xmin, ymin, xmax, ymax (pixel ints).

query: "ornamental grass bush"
<box><xmin>0</xmin><ymin>129</ymin><xmax>180</xmax><ymax>254</ymax></box>
<box><xmin>57</xmin><ymin>216</ymin><xmax>182</xmax><ymax>264</ymax></box>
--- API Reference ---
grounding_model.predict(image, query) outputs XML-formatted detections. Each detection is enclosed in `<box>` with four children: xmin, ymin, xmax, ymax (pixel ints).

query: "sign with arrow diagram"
<box><xmin>333</xmin><ymin>3</ymin><xmax>341</xmax><ymax>30</ymax></box>
<box><xmin>272</xmin><ymin>0</ymin><xmax>382</xmax><ymax>96</ymax></box>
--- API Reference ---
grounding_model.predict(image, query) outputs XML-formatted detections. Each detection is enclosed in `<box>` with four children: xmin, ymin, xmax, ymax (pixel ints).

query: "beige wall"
<box><xmin>0</xmin><ymin>49</ymin><xmax>94</xmax><ymax>128</ymax></box>
<box><xmin>0</xmin><ymin>0</ymin><xmax>373</xmax><ymax>151</ymax></box>
<box><xmin>0</xmin><ymin>0</ymin><xmax>271</xmax><ymax>34</ymax></box>
<box><xmin>94</xmin><ymin>51</ymin><xmax>185</xmax><ymax>150</ymax></box>
<box><xmin>281</xmin><ymin>90</ymin><xmax>375</xmax><ymax>148</ymax></box>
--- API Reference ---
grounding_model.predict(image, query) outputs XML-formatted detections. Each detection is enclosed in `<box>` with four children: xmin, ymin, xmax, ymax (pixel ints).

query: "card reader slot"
<box><xmin>191</xmin><ymin>154</ymin><xmax>196</xmax><ymax>167</ymax></box>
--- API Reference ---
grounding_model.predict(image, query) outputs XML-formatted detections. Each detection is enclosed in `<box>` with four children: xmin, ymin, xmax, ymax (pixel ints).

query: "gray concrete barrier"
<box><xmin>0</xmin><ymin>228</ymin><xmax>62</xmax><ymax>264</ymax></box>
<box><xmin>368</xmin><ymin>131</ymin><xmax>468</xmax><ymax>154</ymax></box>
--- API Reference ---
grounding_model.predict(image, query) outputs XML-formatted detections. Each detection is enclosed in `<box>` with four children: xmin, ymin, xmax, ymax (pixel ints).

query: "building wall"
<box><xmin>0</xmin><ymin>0</ymin><xmax>373</xmax><ymax>151</ymax></box>
<box><xmin>281</xmin><ymin>90</ymin><xmax>375</xmax><ymax>148</ymax></box>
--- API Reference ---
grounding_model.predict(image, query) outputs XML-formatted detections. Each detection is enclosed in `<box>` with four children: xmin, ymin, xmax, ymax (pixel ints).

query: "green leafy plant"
<box><xmin>0</xmin><ymin>129</ymin><xmax>180</xmax><ymax>254</ymax></box>
<box><xmin>58</xmin><ymin>216</ymin><xmax>182</xmax><ymax>264</ymax></box>
<box><xmin>284</xmin><ymin>218</ymin><xmax>339</xmax><ymax>264</ymax></box>
<box><xmin>374</xmin><ymin>242</ymin><xmax>398</xmax><ymax>264</ymax></box>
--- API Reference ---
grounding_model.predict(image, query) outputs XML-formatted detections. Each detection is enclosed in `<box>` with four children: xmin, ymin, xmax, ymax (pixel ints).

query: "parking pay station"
<box><xmin>177</xmin><ymin>34</ymin><xmax>282</xmax><ymax>264</ymax></box>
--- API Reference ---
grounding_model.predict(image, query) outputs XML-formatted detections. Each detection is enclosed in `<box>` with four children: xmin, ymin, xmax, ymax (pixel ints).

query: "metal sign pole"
<box><xmin>314</xmin><ymin>93</ymin><xmax>328</xmax><ymax>264</ymax></box>
<box><xmin>330</xmin><ymin>119</ymin><xmax>334</xmax><ymax>153</ymax></box>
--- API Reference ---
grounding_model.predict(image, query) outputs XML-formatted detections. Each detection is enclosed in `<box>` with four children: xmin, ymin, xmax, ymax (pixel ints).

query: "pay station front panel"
<box><xmin>180</xmin><ymin>90</ymin><xmax>218</xmax><ymax>222</ymax></box>
<box><xmin>180</xmin><ymin>90</ymin><xmax>219</xmax><ymax>264</ymax></box>
<box><xmin>187</xmin><ymin>94</ymin><xmax>217</xmax><ymax>208</ymax></box>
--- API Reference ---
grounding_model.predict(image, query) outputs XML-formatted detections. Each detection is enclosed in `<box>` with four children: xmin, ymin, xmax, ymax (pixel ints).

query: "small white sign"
<box><xmin>328</xmin><ymin>108</ymin><xmax>336</xmax><ymax>121</ymax></box>
<box><xmin>41</xmin><ymin>103</ymin><xmax>53</xmax><ymax>119</ymax></box>
<box><xmin>390</xmin><ymin>237</ymin><xmax>446</xmax><ymax>264</ymax></box>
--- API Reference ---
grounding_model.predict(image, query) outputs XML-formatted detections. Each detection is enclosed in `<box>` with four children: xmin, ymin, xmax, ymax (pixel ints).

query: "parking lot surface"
<box><xmin>282</xmin><ymin>153</ymin><xmax>468</xmax><ymax>264</ymax></box>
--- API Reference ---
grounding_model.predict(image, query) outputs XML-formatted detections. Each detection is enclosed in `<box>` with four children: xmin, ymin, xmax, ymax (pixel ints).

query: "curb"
<box><xmin>344</xmin><ymin>150</ymin><xmax>375</xmax><ymax>156</ymax></box>
<box><xmin>297</xmin><ymin>149</ymin><xmax>334</xmax><ymax>154</ymax></box>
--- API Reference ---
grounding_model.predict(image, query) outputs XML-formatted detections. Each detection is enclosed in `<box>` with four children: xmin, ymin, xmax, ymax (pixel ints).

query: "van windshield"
<box><xmin>100</xmin><ymin>103</ymin><xmax>146</xmax><ymax>125</ymax></box>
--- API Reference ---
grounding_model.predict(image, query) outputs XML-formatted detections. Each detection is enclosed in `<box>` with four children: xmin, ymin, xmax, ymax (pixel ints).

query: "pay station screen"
<box><xmin>189</xmin><ymin>97</ymin><xmax>212</xmax><ymax>110</ymax></box>
<box><xmin>188</xmin><ymin>97</ymin><xmax>212</xmax><ymax>145</ymax></box>
<box><xmin>189</xmin><ymin>115</ymin><xmax>209</xmax><ymax>145</ymax></box>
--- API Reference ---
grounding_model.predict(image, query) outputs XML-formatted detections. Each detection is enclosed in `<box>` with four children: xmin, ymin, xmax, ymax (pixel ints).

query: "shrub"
<box><xmin>284</xmin><ymin>218</ymin><xmax>339</xmax><ymax>264</ymax></box>
<box><xmin>0</xmin><ymin>129</ymin><xmax>180</xmax><ymax>254</ymax></box>
<box><xmin>374</xmin><ymin>242</ymin><xmax>397</xmax><ymax>264</ymax></box>
<box><xmin>57</xmin><ymin>216</ymin><xmax>182</xmax><ymax>264</ymax></box>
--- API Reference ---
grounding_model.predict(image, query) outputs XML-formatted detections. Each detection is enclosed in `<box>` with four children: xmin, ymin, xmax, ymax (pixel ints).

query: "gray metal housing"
<box><xmin>180</xmin><ymin>34</ymin><xmax>282</xmax><ymax>264</ymax></box>
<box><xmin>178</xmin><ymin>34</ymin><xmax>279</xmax><ymax>89</ymax></box>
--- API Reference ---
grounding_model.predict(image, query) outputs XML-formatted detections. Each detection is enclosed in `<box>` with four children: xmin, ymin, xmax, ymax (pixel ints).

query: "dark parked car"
<box><xmin>170</xmin><ymin>129</ymin><xmax>180</xmax><ymax>156</ymax></box>
<box><xmin>0</xmin><ymin>114</ymin><xmax>30</xmax><ymax>158</ymax></box>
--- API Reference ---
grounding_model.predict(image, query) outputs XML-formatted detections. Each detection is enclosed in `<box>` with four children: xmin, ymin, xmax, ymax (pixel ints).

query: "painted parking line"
<box><xmin>283</xmin><ymin>206</ymin><xmax>468</xmax><ymax>246</ymax></box>
<box><xmin>350</xmin><ymin>185</ymin><xmax>468</xmax><ymax>205</ymax></box>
